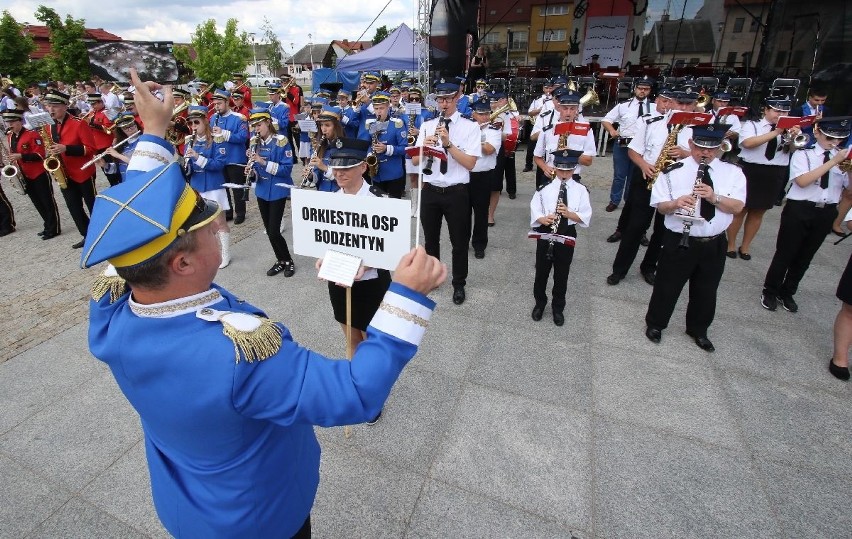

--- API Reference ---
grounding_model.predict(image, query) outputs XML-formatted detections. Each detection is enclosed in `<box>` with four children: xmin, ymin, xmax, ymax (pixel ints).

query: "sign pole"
<box><xmin>343</xmin><ymin>287</ymin><xmax>354</xmax><ymax>439</ymax></box>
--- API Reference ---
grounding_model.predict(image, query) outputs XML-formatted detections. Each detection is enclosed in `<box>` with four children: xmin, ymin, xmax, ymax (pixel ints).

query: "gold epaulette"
<box><xmin>392</xmin><ymin>117</ymin><xmax>404</xmax><ymax>128</ymax></box>
<box><xmin>275</xmin><ymin>134</ymin><xmax>289</xmax><ymax>147</ymax></box>
<box><xmin>197</xmin><ymin>308</ymin><xmax>283</xmax><ymax>363</ymax></box>
<box><xmin>91</xmin><ymin>265</ymin><xmax>128</xmax><ymax>304</ymax></box>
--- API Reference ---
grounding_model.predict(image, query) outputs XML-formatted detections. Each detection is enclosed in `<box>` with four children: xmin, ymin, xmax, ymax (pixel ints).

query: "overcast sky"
<box><xmin>7</xmin><ymin>0</ymin><xmax>701</xmax><ymax>52</ymax></box>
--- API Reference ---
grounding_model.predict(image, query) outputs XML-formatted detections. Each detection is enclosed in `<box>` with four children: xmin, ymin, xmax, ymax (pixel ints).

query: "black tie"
<box><xmin>440</xmin><ymin>118</ymin><xmax>451</xmax><ymax>174</ymax></box>
<box><xmin>637</xmin><ymin>100</ymin><xmax>645</xmax><ymax>117</ymax></box>
<box><xmin>821</xmin><ymin>151</ymin><xmax>831</xmax><ymax>189</ymax></box>
<box><xmin>764</xmin><ymin>124</ymin><xmax>777</xmax><ymax>161</ymax></box>
<box><xmin>700</xmin><ymin>165</ymin><xmax>715</xmax><ymax>222</ymax></box>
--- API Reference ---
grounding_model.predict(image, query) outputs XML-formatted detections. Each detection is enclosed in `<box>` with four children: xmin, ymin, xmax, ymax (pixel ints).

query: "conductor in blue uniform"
<box><xmin>81</xmin><ymin>70</ymin><xmax>448</xmax><ymax>539</ymax></box>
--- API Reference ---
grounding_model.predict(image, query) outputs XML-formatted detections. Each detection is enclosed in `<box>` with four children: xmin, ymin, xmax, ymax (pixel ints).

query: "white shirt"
<box><xmin>709</xmin><ymin>108</ymin><xmax>742</xmax><ymax>135</ymax></box>
<box><xmin>602</xmin><ymin>97</ymin><xmax>652</xmax><ymax>139</ymax></box>
<box><xmin>335</xmin><ymin>180</ymin><xmax>382</xmax><ymax>281</ymax></box>
<box><xmin>471</xmin><ymin>124</ymin><xmax>502</xmax><ymax>172</ymax></box>
<box><xmin>739</xmin><ymin>119</ymin><xmax>791</xmax><ymax>166</ymax></box>
<box><xmin>651</xmin><ymin>157</ymin><xmax>747</xmax><ymax>236</ymax></box>
<box><xmin>530</xmin><ymin>177</ymin><xmax>592</xmax><ymax>228</ymax></box>
<box><xmin>528</xmin><ymin>94</ymin><xmax>553</xmax><ymax>114</ymax></box>
<box><xmin>628</xmin><ymin>110</ymin><xmax>692</xmax><ymax>163</ymax></box>
<box><xmin>534</xmin><ymin>123</ymin><xmax>596</xmax><ymax>176</ymax></box>
<box><xmin>787</xmin><ymin>145</ymin><xmax>849</xmax><ymax>204</ymax></box>
<box><xmin>101</xmin><ymin>92</ymin><xmax>122</xmax><ymax>115</ymax></box>
<box><xmin>415</xmin><ymin>110</ymin><xmax>481</xmax><ymax>187</ymax></box>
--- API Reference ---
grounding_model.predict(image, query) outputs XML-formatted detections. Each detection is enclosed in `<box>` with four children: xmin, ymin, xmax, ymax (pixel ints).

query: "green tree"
<box><xmin>0</xmin><ymin>11</ymin><xmax>36</xmax><ymax>80</ymax></box>
<box><xmin>174</xmin><ymin>19</ymin><xmax>249</xmax><ymax>86</ymax></box>
<box><xmin>34</xmin><ymin>5</ymin><xmax>90</xmax><ymax>81</ymax></box>
<box><xmin>372</xmin><ymin>25</ymin><xmax>389</xmax><ymax>45</ymax></box>
<box><xmin>261</xmin><ymin>17</ymin><xmax>283</xmax><ymax>76</ymax></box>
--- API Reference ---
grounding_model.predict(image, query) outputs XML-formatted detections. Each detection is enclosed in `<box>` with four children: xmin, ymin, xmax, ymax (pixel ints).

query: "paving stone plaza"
<box><xmin>1</xmin><ymin>151</ymin><xmax>850</xmax><ymax>538</ymax></box>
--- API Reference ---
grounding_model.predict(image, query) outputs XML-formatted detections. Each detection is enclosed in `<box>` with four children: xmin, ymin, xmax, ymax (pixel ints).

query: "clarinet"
<box><xmin>422</xmin><ymin>111</ymin><xmax>446</xmax><ymax>175</ymax></box>
<box><xmin>546</xmin><ymin>180</ymin><xmax>567</xmax><ymax>260</ymax></box>
<box><xmin>182</xmin><ymin>134</ymin><xmax>196</xmax><ymax>180</ymax></box>
<box><xmin>679</xmin><ymin>157</ymin><xmax>707</xmax><ymax>249</ymax></box>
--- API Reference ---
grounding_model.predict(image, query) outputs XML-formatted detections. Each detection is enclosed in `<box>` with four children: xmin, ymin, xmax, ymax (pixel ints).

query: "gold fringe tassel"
<box><xmin>91</xmin><ymin>274</ymin><xmax>128</xmax><ymax>304</ymax></box>
<box><xmin>221</xmin><ymin>317</ymin><xmax>283</xmax><ymax>363</ymax></box>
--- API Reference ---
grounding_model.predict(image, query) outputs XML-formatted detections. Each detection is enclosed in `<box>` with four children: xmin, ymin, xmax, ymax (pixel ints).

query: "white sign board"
<box><xmin>290</xmin><ymin>189</ymin><xmax>411</xmax><ymax>271</ymax></box>
<box><xmin>583</xmin><ymin>16</ymin><xmax>629</xmax><ymax>67</ymax></box>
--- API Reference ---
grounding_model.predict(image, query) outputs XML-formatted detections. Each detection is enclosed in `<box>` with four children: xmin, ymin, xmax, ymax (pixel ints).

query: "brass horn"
<box><xmin>695</xmin><ymin>93</ymin><xmax>711</xmax><ymax>112</ymax></box>
<box><xmin>580</xmin><ymin>87</ymin><xmax>599</xmax><ymax>107</ymax></box>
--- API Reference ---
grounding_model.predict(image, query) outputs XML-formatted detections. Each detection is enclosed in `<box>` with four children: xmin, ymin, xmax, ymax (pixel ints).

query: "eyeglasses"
<box><xmin>408</xmin><ymin>98</ymin><xmax>421</xmax><ymax>102</ymax></box>
<box><xmin>188</xmin><ymin>119</ymin><xmax>204</xmax><ymax>125</ymax></box>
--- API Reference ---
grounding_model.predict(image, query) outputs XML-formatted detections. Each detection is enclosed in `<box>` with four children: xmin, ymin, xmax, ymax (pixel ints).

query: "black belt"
<box><xmin>786</xmin><ymin>199</ymin><xmax>837</xmax><ymax>209</ymax></box>
<box><xmin>666</xmin><ymin>230</ymin><xmax>725</xmax><ymax>243</ymax></box>
<box><xmin>617</xmin><ymin>137</ymin><xmax>633</xmax><ymax>146</ymax></box>
<box><xmin>423</xmin><ymin>183</ymin><xmax>467</xmax><ymax>193</ymax></box>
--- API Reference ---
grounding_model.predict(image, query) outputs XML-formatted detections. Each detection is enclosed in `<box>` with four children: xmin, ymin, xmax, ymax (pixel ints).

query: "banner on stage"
<box><xmin>291</xmin><ymin>189</ymin><xmax>411</xmax><ymax>270</ymax></box>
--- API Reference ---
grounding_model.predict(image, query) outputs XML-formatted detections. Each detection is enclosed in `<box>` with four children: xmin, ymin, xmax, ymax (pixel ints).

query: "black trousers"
<box><xmin>257</xmin><ymin>197</ymin><xmax>293</xmax><ymax>263</ymax></box>
<box><xmin>533</xmin><ymin>237</ymin><xmax>576</xmax><ymax>313</ymax></box>
<box><xmin>645</xmin><ymin>231</ymin><xmax>727</xmax><ymax>335</ymax></box>
<box><xmin>60</xmin><ymin>176</ymin><xmax>96</xmax><ymax>236</ymax></box>
<box><xmin>26</xmin><ymin>173</ymin><xmax>61</xmax><ymax>235</ymax></box>
<box><xmin>100</xmin><ymin>154</ymin><xmax>122</xmax><ymax>186</ymax></box>
<box><xmin>420</xmin><ymin>184</ymin><xmax>470</xmax><ymax>287</ymax></box>
<box><xmin>224</xmin><ymin>164</ymin><xmax>248</xmax><ymax>219</ymax></box>
<box><xmin>611</xmin><ymin>168</ymin><xmax>665</xmax><ymax>277</ymax></box>
<box><xmin>0</xmin><ymin>183</ymin><xmax>14</xmax><ymax>233</ymax></box>
<box><xmin>763</xmin><ymin>199</ymin><xmax>837</xmax><ymax>298</ymax></box>
<box><xmin>496</xmin><ymin>151</ymin><xmax>517</xmax><ymax>195</ymax></box>
<box><xmin>468</xmin><ymin>170</ymin><xmax>492</xmax><ymax>251</ymax></box>
<box><xmin>535</xmin><ymin>167</ymin><xmax>549</xmax><ymax>190</ymax></box>
<box><xmin>524</xmin><ymin>124</ymin><xmax>535</xmax><ymax>168</ymax></box>
<box><xmin>374</xmin><ymin>176</ymin><xmax>405</xmax><ymax>198</ymax></box>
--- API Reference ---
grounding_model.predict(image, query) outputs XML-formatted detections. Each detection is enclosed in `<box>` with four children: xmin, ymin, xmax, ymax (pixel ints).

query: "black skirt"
<box><xmin>328</xmin><ymin>270</ymin><xmax>392</xmax><ymax>331</ymax></box>
<box><xmin>740</xmin><ymin>161</ymin><xmax>787</xmax><ymax>210</ymax></box>
<box><xmin>837</xmin><ymin>251</ymin><xmax>852</xmax><ymax>304</ymax></box>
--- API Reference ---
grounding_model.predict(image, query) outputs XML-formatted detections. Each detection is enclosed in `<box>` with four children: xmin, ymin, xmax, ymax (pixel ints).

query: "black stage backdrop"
<box><xmin>430</xmin><ymin>0</ymin><xmax>479</xmax><ymax>77</ymax></box>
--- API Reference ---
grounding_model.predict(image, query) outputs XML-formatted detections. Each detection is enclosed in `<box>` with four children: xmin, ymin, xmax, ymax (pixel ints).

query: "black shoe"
<box><xmin>606</xmin><ymin>273</ymin><xmax>623</xmax><ymax>285</ymax></box>
<box><xmin>639</xmin><ymin>233</ymin><xmax>650</xmax><ymax>247</ymax></box>
<box><xmin>37</xmin><ymin>231</ymin><xmax>45</xmax><ymax>236</ymax></box>
<box><xmin>474</xmin><ymin>249</ymin><xmax>485</xmax><ymax>259</ymax></box>
<box><xmin>234</xmin><ymin>214</ymin><xmax>246</xmax><ymax>225</ymax></box>
<box><xmin>225</xmin><ymin>210</ymin><xmax>234</xmax><ymax>222</ymax></box>
<box><xmin>737</xmin><ymin>248</ymin><xmax>751</xmax><ymax>261</ymax></box>
<box><xmin>684</xmin><ymin>330</ymin><xmax>714</xmax><ymax>352</ymax></box>
<box><xmin>832</xmin><ymin>228</ymin><xmax>846</xmax><ymax>238</ymax></box>
<box><xmin>760</xmin><ymin>291</ymin><xmax>777</xmax><ymax>311</ymax></box>
<box><xmin>829</xmin><ymin>358</ymin><xmax>850</xmax><ymax>381</ymax></box>
<box><xmin>267</xmin><ymin>262</ymin><xmax>286</xmax><ymax>276</ymax></box>
<box><xmin>779</xmin><ymin>295</ymin><xmax>798</xmax><ymax>313</ymax></box>
<box><xmin>531</xmin><ymin>305</ymin><xmax>544</xmax><ymax>321</ymax></box>
<box><xmin>366</xmin><ymin>410</ymin><xmax>382</xmax><ymax>425</ymax></box>
<box><xmin>606</xmin><ymin>230</ymin><xmax>622</xmax><ymax>243</ymax></box>
<box><xmin>282</xmin><ymin>260</ymin><xmax>295</xmax><ymax>277</ymax></box>
<box><xmin>645</xmin><ymin>327</ymin><xmax>662</xmax><ymax>343</ymax></box>
<box><xmin>508</xmin><ymin>193</ymin><xmax>516</xmax><ymax>200</ymax></box>
<box><xmin>522</xmin><ymin>165</ymin><xmax>533</xmax><ymax>172</ymax></box>
<box><xmin>71</xmin><ymin>239</ymin><xmax>84</xmax><ymax>249</ymax></box>
<box><xmin>726</xmin><ymin>250</ymin><xmax>737</xmax><ymax>259</ymax></box>
<box><xmin>42</xmin><ymin>231</ymin><xmax>60</xmax><ymax>240</ymax></box>
<box><xmin>641</xmin><ymin>270</ymin><xmax>656</xmax><ymax>286</ymax></box>
<box><xmin>0</xmin><ymin>229</ymin><xmax>13</xmax><ymax>237</ymax></box>
<box><xmin>452</xmin><ymin>286</ymin><xmax>466</xmax><ymax>305</ymax></box>
<box><xmin>553</xmin><ymin>311</ymin><xmax>565</xmax><ymax>326</ymax></box>
<box><xmin>488</xmin><ymin>222</ymin><xmax>495</xmax><ymax>227</ymax></box>
<box><xmin>605</xmin><ymin>202</ymin><xmax>618</xmax><ymax>212</ymax></box>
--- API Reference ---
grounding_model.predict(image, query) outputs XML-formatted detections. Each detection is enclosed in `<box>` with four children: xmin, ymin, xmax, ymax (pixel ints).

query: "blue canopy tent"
<box><xmin>311</xmin><ymin>68</ymin><xmax>360</xmax><ymax>93</ymax></box>
<box><xmin>334</xmin><ymin>23</ymin><xmax>446</xmax><ymax>73</ymax></box>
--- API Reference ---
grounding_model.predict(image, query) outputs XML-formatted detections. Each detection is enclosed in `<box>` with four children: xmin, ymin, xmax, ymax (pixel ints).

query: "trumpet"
<box><xmin>81</xmin><ymin>130</ymin><xmax>141</xmax><ymax>169</ymax></box>
<box><xmin>781</xmin><ymin>129</ymin><xmax>809</xmax><ymax>152</ymax></box>
<box><xmin>166</xmin><ymin>102</ymin><xmax>189</xmax><ymax>144</ymax></box>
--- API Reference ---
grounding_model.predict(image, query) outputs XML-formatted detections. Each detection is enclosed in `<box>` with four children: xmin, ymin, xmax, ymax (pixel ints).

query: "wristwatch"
<box><xmin>712</xmin><ymin>194</ymin><xmax>721</xmax><ymax>205</ymax></box>
<box><xmin>443</xmin><ymin>142</ymin><xmax>453</xmax><ymax>150</ymax></box>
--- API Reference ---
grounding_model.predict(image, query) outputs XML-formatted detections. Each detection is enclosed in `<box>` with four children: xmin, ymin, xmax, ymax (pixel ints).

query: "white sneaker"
<box><xmin>218</xmin><ymin>231</ymin><xmax>231</xmax><ymax>269</ymax></box>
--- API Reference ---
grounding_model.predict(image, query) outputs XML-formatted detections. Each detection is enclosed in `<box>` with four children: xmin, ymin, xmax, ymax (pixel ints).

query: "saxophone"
<box><xmin>1</xmin><ymin>131</ymin><xmax>26</xmax><ymax>195</ymax></box>
<box><xmin>366</xmin><ymin>119</ymin><xmax>382</xmax><ymax>177</ymax></box>
<box><xmin>648</xmin><ymin>123</ymin><xmax>684</xmax><ymax>190</ymax></box>
<box><xmin>40</xmin><ymin>124</ymin><xmax>68</xmax><ymax>189</ymax></box>
<box><xmin>677</xmin><ymin>157</ymin><xmax>708</xmax><ymax>249</ymax></box>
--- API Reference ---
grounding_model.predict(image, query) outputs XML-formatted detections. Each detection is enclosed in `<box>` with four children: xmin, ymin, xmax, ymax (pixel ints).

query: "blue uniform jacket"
<box><xmin>358</xmin><ymin>117</ymin><xmax>407</xmax><ymax>182</ymax></box>
<box><xmin>187</xmin><ymin>136</ymin><xmax>227</xmax><ymax>193</ymax></box>
<box><xmin>268</xmin><ymin>101</ymin><xmax>290</xmax><ymax>131</ymax></box>
<box><xmin>89</xmin><ymin>282</ymin><xmax>434</xmax><ymax>538</ymax></box>
<box><xmin>340</xmin><ymin>106</ymin><xmax>360</xmax><ymax>138</ymax></box>
<box><xmin>117</xmin><ymin>137</ymin><xmax>139</xmax><ymax>182</ymax></box>
<box><xmin>251</xmin><ymin>134</ymin><xmax>294</xmax><ymax>201</ymax></box>
<box><xmin>210</xmin><ymin>111</ymin><xmax>249</xmax><ymax>164</ymax></box>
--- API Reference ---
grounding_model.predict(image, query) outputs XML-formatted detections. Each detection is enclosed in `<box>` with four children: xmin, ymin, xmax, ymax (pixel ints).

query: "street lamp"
<box><xmin>308</xmin><ymin>33</ymin><xmax>314</xmax><ymax>69</ymax></box>
<box><xmin>291</xmin><ymin>42</ymin><xmax>295</xmax><ymax>76</ymax></box>
<box><xmin>249</xmin><ymin>32</ymin><xmax>258</xmax><ymax>78</ymax></box>
<box><xmin>506</xmin><ymin>26</ymin><xmax>513</xmax><ymax>67</ymax></box>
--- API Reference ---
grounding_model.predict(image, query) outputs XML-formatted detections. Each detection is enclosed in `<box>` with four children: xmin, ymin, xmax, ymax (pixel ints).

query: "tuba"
<box><xmin>579</xmin><ymin>86</ymin><xmax>599</xmax><ymax>107</ymax></box>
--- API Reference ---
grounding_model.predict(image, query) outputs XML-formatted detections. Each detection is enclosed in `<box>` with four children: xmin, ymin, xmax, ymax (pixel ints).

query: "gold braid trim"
<box><xmin>221</xmin><ymin>316</ymin><xmax>284</xmax><ymax>363</ymax></box>
<box><xmin>130</xmin><ymin>149</ymin><xmax>172</xmax><ymax>166</ymax></box>
<box><xmin>378</xmin><ymin>302</ymin><xmax>429</xmax><ymax>328</ymax></box>
<box><xmin>91</xmin><ymin>274</ymin><xmax>128</xmax><ymax>304</ymax></box>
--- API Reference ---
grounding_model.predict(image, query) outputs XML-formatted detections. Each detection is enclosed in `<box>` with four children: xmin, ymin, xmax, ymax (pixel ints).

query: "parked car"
<box><xmin>246</xmin><ymin>75</ymin><xmax>277</xmax><ymax>88</ymax></box>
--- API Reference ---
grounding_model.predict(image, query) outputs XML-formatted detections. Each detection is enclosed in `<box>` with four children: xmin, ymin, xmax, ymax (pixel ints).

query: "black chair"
<box><xmin>725</xmin><ymin>77</ymin><xmax>753</xmax><ymax>107</ymax></box>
